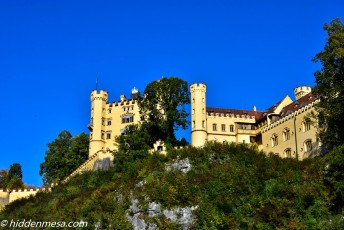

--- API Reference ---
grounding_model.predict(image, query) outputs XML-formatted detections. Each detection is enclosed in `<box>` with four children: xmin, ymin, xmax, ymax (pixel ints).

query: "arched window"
<box><xmin>302</xmin><ymin>119</ymin><xmax>311</xmax><ymax>132</ymax></box>
<box><xmin>271</xmin><ymin>134</ymin><xmax>278</xmax><ymax>147</ymax></box>
<box><xmin>304</xmin><ymin>139</ymin><xmax>312</xmax><ymax>152</ymax></box>
<box><xmin>282</xmin><ymin>128</ymin><xmax>290</xmax><ymax>141</ymax></box>
<box><xmin>284</xmin><ymin>148</ymin><xmax>292</xmax><ymax>158</ymax></box>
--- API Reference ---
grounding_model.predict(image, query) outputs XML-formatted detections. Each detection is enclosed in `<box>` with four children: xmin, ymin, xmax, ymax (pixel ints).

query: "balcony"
<box><xmin>88</xmin><ymin>120</ymin><xmax>93</xmax><ymax>131</ymax></box>
<box><xmin>237</xmin><ymin>124</ymin><xmax>257</xmax><ymax>135</ymax></box>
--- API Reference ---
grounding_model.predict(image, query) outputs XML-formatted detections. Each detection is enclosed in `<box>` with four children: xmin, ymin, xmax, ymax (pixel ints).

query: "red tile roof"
<box><xmin>279</xmin><ymin>93</ymin><xmax>318</xmax><ymax>118</ymax></box>
<box><xmin>206</xmin><ymin>107</ymin><xmax>265</xmax><ymax>121</ymax></box>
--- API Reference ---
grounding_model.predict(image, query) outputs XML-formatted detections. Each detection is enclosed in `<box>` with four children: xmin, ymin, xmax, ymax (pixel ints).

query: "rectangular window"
<box><xmin>101</xmin><ymin>131</ymin><xmax>105</xmax><ymax>139</ymax></box>
<box><xmin>107</xmin><ymin>119</ymin><xmax>112</xmax><ymax>126</ymax></box>
<box><xmin>230</xmin><ymin>125</ymin><xmax>234</xmax><ymax>132</ymax></box>
<box><xmin>122</xmin><ymin>115</ymin><xmax>134</xmax><ymax>123</ymax></box>
<box><xmin>212</xmin><ymin>123</ymin><xmax>217</xmax><ymax>131</ymax></box>
<box><xmin>106</xmin><ymin>131</ymin><xmax>111</xmax><ymax>139</ymax></box>
<box><xmin>202</xmin><ymin>120</ymin><xmax>205</xmax><ymax>128</ymax></box>
<box><xmin>304</xmin><ymin>122</ymin><xmax>311</xmax><ymax>132</ymax></box>
<box><xmin>221</xmin><ymin>124</ymin><xmax>226</xmax><ymax>132</ymax></box>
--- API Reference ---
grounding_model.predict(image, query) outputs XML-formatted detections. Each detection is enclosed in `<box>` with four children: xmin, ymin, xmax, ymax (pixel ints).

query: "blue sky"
<box><xmin>0</xmin><ymin>0</ymin><xmax>343</xmax><ymax>186</ymax></box>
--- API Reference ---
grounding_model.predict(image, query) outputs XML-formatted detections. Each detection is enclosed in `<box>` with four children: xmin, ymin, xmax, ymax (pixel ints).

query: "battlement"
<box><xmin>190</xmin><ymin>83</ymin><xmax>206</xmax><ymax>93</ymax></box>
<box><xmin>91</xmin><ymin>90</ymin><xmax>108</xmax><ymax>101</ymax></box>
<box><xmin>294</xmin><ymin>86</ymin><xmax>312</xmax><ymax>100</ymax></box>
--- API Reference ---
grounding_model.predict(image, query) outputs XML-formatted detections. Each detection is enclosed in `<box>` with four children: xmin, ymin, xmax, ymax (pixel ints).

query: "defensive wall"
<box><xmin>0</xmin><ymin>187</ymin><xmax>52</xmax><ymax>210</ymax></box>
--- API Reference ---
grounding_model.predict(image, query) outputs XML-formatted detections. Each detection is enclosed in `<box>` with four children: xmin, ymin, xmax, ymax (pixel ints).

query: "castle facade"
<box><xmin>190</xmin><ymin>83</ymin><xmax>320</xmax><ymax>160</ymax></box>
<box><xmin>0</xmin><ymin>81</ymin><xmax>320</xmax><ymax>208</ymax></box>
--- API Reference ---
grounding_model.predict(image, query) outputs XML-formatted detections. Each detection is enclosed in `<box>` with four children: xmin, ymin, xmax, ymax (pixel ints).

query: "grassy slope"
<box><xmin>1</xmin><ymin>143</ymin><xmax>343</xmax><ymax>229</ymax></box>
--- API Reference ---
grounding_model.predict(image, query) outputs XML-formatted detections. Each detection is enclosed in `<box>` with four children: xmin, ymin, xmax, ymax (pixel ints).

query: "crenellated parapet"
<box><xmin>0</xmin><ymin>184</ymin><xmax>56</xmax><ymax>208</ymax></box>
<box><xmin>261</xmin><ymin>98</ymin><xmax>319</xmax><ymax>133</ymax></box>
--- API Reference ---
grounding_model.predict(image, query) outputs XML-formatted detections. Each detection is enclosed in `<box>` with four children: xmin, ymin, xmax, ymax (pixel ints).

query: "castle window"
<box><xmin>283</xmin><ymin>128</ymin><xmax>290</xmax><ymax>141</ymax></box>
<box><xmin>212</xmin><ymin>123</ymin><xmax>217</xmax><ymax>131</ymax></box>
<box><xmin>202</xmin><ymin>108</ymin><xmax>205</xmax><ymax>114</ymax></box>
<box><xmin>101</xmin><ymin>131</ymin><xmax>105</xmax><ymax>139</ymax></box>
<box><xmin>302</xmin><ymin>120</ymin><xmax>311</xmax><ymax>132</ymax></box>
<box><xmin>102</xmin><ymin>118</ymin><xmax>105</xmax><ymax>125</ymax></box>
<box><xmin>202</xmin><ymin>120</ymin><xmax>205</xmax><ymax>128</ymax></box>
<box><xmin>221</xmin><ymin>124</ymin><xmax>226</xmax><ymax>132</ymax></box>
<box><xmin>304</xmin><ymin>139</ymin><xmax>312</xmax><ymax>152</ymax></box>
<box><xmin>284</xmin><ymin>148</ymin><xmax>292</xmax><ymax>158</ymax></box>
<box><xmin>122</xmin><ymin>115</ymin><xmax>134</xmax><ymax>123</ymax></box>
<box><xmin>230</xmin><ymin>125</ymin><xmax>234</xmax><ymax>132</ymax></box>
<box><xmin>271</xmin><ymin>134</ymin><xmax>278</xmax><ymax>147</ymax></box>
<box><xmin>192</xmin><ymin>98</ymin><xmax>195</xmax><ymax>103</ymax></box>
<box><xmin>108</xmin><ymin>109</ymin><xmax>112</xmax><ymax>114</ymax></box>
<box><xmin>193</xmin><ymin>121</ymin><xmax>195</xmax><ymax>128</ymax></box>
<box><xmin>106</xmin><ymin>131</ymin><xmax>111</xmax><ymax>139</ymax></box>
<box><xmin>107</xmin><ymin>119</ymin><xmax>112</xmax><ymax>126</ymax></box>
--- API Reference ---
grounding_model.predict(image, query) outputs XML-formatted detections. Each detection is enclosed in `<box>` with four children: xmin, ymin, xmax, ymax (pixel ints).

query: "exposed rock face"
<box><xmin>165</xmin><ymin>157</ymin><xmax>191</xmax><ymax>173</ymax></box>
<box><xmin>126</xmin><ymin>198</ymin><xmax>197</xmax><ymax>230</ymax></box>
<box><xmin>92</xmin><ymin>157</ymin><xmax>113</xmax><ymax>171</ymax></box>
<box><xmin>163</xmin><ymin>206</ymin><xmax>198</xmax><ymax>229</ymax></box>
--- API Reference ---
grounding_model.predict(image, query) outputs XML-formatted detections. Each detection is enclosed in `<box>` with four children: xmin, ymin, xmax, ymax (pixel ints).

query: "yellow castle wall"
<box><xmin>89</xmin><ymin>90</ymin><xmax>141</xmax><ymax>160</ymax></box>
<box><xmin>261</xmin><ymin>103</ymin><xmax>319</xmax><ymax>160</ymax></box>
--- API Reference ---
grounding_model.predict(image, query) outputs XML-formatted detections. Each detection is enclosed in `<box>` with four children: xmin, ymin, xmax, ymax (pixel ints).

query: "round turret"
<box><xmin>190</xmin><ymin>83</ymin><xmax>207</xmax><ymax>147</ymax></box>
<box><xmin>294</xmin><ymin>86</ymin><xmax>312</xmax><ymax>100</ymax></box>
<box><xmin>89</xmin><ymin>90</ymin><xmax>108</xmax><ymax>157</ymax></box>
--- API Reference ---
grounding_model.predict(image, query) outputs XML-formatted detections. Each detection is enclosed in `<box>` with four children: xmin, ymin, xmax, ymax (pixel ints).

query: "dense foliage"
<box><xmin>0</xmin><ymin>163</ymin><xmax>25</xmax><ymax>189</ymax></box>
<box><xmin>138</xmin><ymin>77</ymin><xmax>190</xmax><ymax>146</ymax></box>
<box><xmin>313</xmin><ymin>18</ymin><xmax>344</xmax><ymax>152</ymax></box>
<box><xmin>39</xmin><ymin>130</ymin><xmax>89</xmax><ymax>185</ymax></box>
<box><xmin>2</xmin><ymin>143</ymin><xmax>343</xmax><ymax>229</ymax></box>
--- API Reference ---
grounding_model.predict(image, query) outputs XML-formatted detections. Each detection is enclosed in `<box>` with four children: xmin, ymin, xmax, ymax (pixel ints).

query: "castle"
<box><xmin>0</xmin><ymin>81</ymin><xmax>320</xmax><ymax>209</ymax></box>
<box><xmin>190</xmin><ymin>83</ymin><xmax>320</xmax><ymax>159</ymax></box>
<box><xmin>86</xmin><ymin>82</ymin><xmax>319</xmax><ymax>161</ymax></box>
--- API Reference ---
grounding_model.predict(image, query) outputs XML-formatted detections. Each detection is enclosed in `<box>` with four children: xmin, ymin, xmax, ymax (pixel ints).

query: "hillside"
<box><xmin>1</xmin><ymin>143</ymin><xmax>343</xmax><ymax>229</ymax></box>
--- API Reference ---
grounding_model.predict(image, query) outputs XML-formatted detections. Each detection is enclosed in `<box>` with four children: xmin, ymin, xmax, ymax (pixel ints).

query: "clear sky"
<box><xmin>0</xmin><ymin>0</ymin><xmax>343</xmax><ymax>187</ymax></box>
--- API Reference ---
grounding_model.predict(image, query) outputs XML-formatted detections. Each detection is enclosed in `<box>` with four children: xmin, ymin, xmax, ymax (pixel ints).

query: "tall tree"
<box><xmin>0</xmin><ymin>164</ymin><xmax>25</xmax><ymax>189</ymax></box>
<box><xmin>8</xmin><ymin>163</ymin><xmax>23</xmax><ymax>181</ymax></box>
<box><xmin>0</xmin><ymin>170</ymin><xmax>8</xmax><ymax>188</ymax></box>
<box><xmin>39</xmin><ymin>131</ymin><xmax>89</xmax><ymax>185</ymax></box>
<box><xmin>138</xmin><ymin>77</ymin><xmax>190</xmax><ymax>146</ymax></box>
<box><xmin>313</xmin><ymin>18</ymin><xmax>344</xmax><ymax>152</ymax></box>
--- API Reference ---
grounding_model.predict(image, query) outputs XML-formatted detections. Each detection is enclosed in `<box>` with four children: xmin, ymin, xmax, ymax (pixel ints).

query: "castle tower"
<box><xmin>88</xmin><ymin>90</ymin><xmax>108</xmax><ymax>157</ymax></box>
<box><xmin>190</xmin><ymin>83</ymin><xmax>207</xmax><ymax>147</ymax></box>
<box><xmin>294</xmin><ymin>86</ymin><xmax>312</xmax><ymax>100</ymax></box>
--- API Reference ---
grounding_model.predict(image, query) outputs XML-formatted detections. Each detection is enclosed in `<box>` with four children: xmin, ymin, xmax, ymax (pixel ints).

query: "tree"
<box><xmin>8</xmin><ymin>163</ymin><xmax>23</xmax><ymax>181</ymax></box>
<box><xmin>39</xmin><ymin>130</ymin><xmax>89</xmax><ymax>185</ymax></box>
<box><xmin>0</xmin><ymin>164</ymin><xmax>25</xmax><ymax>189</ymax></box>
<box><xmin>0</xmin><ymin>170</ymin><xmax>8</xmax><ymax>188</ymax></box>
<box><xmin>138</xmin><ymin>77</ymin><xmax>190</xmax><ymax>146</ymax></box>
<box><xmin>313</xmin><ymin>18</ymin><xmax>344</xmax><ymax>152</ymax></box>
<box><xmin>114</xmin><ymin>124</ymin><xmax>150</xmax><ymax>154</ymax></box>
<box><xmin>322</xmin><ymin>144</ymin><xmax>344</xmax><ymax>212</ymax></box>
